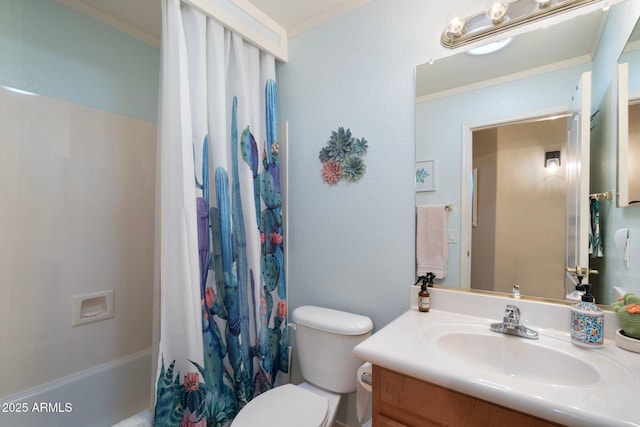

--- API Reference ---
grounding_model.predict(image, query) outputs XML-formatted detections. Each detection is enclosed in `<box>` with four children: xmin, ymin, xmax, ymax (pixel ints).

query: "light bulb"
<box><xmin>534</xmin><ymin>0</ymin><xmax>552</xmax><ymax>8</ymax></box>
<box><xmin>486</xmin><ymin>1</ymin><xmax>508</xmax><ymax>24</ymax></box>
<box><xmin>544</xmin><ymin>150</ymin><xmax>561</xmax><ymax>171</ymax></box>
<box><xmin>445</xmin><ymin>11</ymin><xmax>466</xmax><ymax>38</ymax></box>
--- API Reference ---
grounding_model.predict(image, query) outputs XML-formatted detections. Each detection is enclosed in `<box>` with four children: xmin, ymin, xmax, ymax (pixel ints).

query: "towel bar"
<box><xmin>589</xmin><ymin>190</ymin><xmax>614</xmax><ymax>201</ymax></box>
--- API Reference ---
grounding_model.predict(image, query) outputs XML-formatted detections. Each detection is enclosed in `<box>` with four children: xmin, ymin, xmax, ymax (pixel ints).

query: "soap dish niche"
<box><xmin>72</xmin><ymin>290</ymin><xmax>114</xmax><ymax>326</ymax></box>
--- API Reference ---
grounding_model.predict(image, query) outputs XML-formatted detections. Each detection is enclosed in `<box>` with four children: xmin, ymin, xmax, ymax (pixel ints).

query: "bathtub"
<box><xmin>0</xmin><ymin>350</ymin><xmax>151</xmax><ymax>427</ymax></box>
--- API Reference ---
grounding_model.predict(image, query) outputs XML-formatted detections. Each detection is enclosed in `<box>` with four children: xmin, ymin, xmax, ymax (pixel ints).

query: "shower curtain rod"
<box><xmin>182</xmin><ymin>0</ymin><xmax>288</xmax><ymax>62</ymax></box>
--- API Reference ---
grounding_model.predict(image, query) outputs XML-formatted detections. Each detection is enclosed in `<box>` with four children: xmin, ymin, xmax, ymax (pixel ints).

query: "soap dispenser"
<box><xmin>414</xmin><ymin>273</ymin><xmax>434</xmax><ymax>313</ymax></box>
<box><xmin>570</xmin><ymin>284</ymin><xmax>604</xmax><ymax>348</ymax></box>
<box><xmin>566</xmin><ymin>274</ymin><xmax>587</xmax><ymax>302</ymax></box>
<box><xmin>418</xmin><ymin>281</ymin><xmax>430</xmax><ymax>312</ymax></box>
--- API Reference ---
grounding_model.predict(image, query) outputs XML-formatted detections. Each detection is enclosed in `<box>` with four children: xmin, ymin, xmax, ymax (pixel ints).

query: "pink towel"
<box><xmin>416</xmin><ymin>205</ymin><xmax>448</xmax><ymax>279</ymax></box>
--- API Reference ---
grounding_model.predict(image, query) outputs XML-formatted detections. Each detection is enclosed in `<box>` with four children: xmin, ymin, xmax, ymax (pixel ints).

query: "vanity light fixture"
<box><xmin>441</xmin><ymin>0</ymin><xmax>597</xmax><ymax>49</ymax></box>
<box><xmin>545</xmin><ymin>150</ymin><xmax>561</xmax><ymax>169</ymax></box>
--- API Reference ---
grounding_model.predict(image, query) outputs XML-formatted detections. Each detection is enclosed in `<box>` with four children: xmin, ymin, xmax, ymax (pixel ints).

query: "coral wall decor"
<box><xmin>319</xmin><ymin>127</ymin><xmax>368</xmax><ymax>185</ymax></box>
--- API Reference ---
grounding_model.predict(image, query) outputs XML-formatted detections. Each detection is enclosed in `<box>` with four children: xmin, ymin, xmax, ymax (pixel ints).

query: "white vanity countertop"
<box><xmin>354</xmin><ymin>288</ymin><xmax>640</xmax><ymax>427</ymax></box>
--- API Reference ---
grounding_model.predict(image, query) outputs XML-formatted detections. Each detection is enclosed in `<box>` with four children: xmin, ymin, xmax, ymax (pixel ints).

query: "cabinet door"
<box><xmin>372</xmin><ymin>365</ymin><xmax>561</xmax><ymax>427</ymax></box>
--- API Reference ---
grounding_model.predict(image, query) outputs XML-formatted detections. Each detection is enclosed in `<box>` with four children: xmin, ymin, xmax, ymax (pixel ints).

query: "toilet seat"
<box><xmin>231</xmin><ymin>384</ymin><xmax>329</xmax><ymax>427</ymax></box>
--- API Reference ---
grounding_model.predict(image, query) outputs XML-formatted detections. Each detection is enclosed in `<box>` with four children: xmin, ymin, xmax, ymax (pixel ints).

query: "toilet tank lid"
<box><xmin>292</xmin><ymin>305</ymin><xmax>373</xmax><ymax>335</ymax></box>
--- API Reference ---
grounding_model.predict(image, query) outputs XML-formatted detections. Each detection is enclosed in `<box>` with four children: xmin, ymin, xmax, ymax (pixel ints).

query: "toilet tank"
<box><xmin>292</xmin><ymin>305</ymin><xmax>373</xmax><ymax>394</ymax></box>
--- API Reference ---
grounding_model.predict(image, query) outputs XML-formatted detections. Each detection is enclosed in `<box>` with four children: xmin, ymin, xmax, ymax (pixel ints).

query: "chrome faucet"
<box><xmin>490</xmin><ymin>304</ymin><xmax>539</xmax><ymax>339</ymax></box>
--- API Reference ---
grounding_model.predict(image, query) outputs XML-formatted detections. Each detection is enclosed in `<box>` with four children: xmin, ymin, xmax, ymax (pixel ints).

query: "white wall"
<box><xmin>277</xmin><ymin>0</ymin><xmax>451</xmax><ymax>331</ymax></box>
<box><xmin>277</xmin><ymin>0</ymin><xmax>491</xmax><ymax>326</ymax></box>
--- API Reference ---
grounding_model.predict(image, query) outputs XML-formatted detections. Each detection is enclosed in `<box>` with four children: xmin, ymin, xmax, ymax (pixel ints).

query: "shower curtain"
<box><xmin>154</xmin><ymin>1</ymin><xmax>287</xmax><ymax>426</ymax></box>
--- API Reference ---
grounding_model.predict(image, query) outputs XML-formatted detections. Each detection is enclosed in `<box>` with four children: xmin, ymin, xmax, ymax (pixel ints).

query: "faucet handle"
<box><xmin>491</xmin><ymin>304</ymin><xmax>539</xmax><ymax>339</ymax></box>
<box><xmin>503</xmin><ymin>304</ymin><xmax>521</xmax><ymax>327</ymax></box>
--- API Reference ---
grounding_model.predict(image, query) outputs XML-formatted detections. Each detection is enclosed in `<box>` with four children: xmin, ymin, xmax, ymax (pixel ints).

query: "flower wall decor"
<box><xmin>319</xmin><ymin>127</ymin><xmax>368</xmax><ymax>185</ymax></box>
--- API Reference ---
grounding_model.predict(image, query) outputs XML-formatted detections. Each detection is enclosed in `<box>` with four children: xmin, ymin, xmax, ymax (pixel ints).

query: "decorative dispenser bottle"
<box><xmin>418</xmin><ymin>281</ymin><xmax>430</xmax><ymax>312</ymax></box>
<box><xmin>414</xmin><ymin>273</ymin><xmax>435</xmax><ymax>313</ymax></box>
<box><xmin>570</xmin><ymin>284</ymin><xmax>604</xmax><ymax>348</ymax></box>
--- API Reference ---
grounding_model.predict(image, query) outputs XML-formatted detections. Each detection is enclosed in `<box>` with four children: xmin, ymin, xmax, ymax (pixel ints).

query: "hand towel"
<box><xmin>416</xmin><ymin>205</ymin><xmax>448</xmax><ymax>279</ymax></box>
<box><xmin>356</xmin><ymin>362</ymin><xmax>372</xmax><ymax>423</ymax></box>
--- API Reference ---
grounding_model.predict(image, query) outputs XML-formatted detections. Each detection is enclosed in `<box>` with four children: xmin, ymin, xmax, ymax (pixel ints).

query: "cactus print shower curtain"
<box><xmin>154</xmin><ymin>1</ymin><xmax>288</xmax><ymax>426</ymax></box>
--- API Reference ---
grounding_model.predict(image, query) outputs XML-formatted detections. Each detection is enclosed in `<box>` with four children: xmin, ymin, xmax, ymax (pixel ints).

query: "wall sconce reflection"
<box><xmin>545</xmin><ymin>150</ymin><xmax>561</xmax><ymax>170</ymax></box>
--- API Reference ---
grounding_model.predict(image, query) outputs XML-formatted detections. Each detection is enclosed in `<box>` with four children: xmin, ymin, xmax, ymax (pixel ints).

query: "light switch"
<box><xmin>448</xmin><ymin>229</ymin><xmax>457</xmax><ymax>244</ymax></box>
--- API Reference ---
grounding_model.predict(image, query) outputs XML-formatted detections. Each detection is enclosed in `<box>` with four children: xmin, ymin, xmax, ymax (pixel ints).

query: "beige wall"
<box><xmin>472</xmin><ymin>118</ymin><xmax>567</xmax><ymax>299</ymax></box>
<box><xmin>471</xmin><ymin>128</ymin><xmax>498</xmax><ymax>291</ymax></box>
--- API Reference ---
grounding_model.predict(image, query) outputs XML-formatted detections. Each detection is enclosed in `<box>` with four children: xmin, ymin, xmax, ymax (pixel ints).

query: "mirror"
<box><xmin>415</xmin><ymin>1</ymin><xmax>639</xmax><ymax>305</ymax></box>
<box><xmin>618</xmin><ymin>21</ymin><xmax>640</xmax><ymax>207</ymax></box>
<box><xmin>469</xmin><ymin>117</ymin><xmax>569</xmax><ymax>300</ymax></box>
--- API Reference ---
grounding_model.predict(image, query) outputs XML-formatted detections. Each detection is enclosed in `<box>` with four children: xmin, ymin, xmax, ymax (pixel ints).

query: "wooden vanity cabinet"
<box><xmin>372</xmin><ymin>365</ymin><xmax>563</xmax><ymax>427</ymax></box>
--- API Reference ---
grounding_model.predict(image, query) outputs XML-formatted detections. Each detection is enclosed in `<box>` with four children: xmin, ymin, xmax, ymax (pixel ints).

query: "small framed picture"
<box><xmin>415</xmin><ymin>160</ymin><xmax>435</xmax><ymax>192</ymax></box>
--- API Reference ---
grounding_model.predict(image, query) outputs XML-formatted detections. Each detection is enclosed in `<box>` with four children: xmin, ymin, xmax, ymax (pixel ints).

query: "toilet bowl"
<box><xmin>231</xmin><ymin>382</ymin><xmax>340</xmax><ymax>427</ymax></box>
<box><xmin>231</xmin><ymin>305</ymin><xmax>373</xmax><ymax>427</ymax></box>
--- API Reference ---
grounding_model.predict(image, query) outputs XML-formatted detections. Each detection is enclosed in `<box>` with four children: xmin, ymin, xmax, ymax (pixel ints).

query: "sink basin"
<box><xmin>355</xmin><ymin>305</ymin><xmax>640</xmax><ymax>427</ymax></box>
<box><xmin>421</xmin><ymin>323</ymin><xmax>601</xmax><ymax>386</ymax></box>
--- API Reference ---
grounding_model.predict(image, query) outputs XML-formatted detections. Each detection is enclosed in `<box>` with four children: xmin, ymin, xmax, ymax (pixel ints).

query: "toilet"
<box><xmin>231</xmin><ymin>305</ymin><xmax>373</xmax><ymax>427</ymax></box>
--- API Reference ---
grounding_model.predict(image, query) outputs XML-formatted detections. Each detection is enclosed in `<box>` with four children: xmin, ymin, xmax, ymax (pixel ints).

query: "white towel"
<box><xmin>356</xmin><ymin>362</ymin><xmax>372</xmax><ymax>423</ymax></box>
<box><xmin>416</xmin><ymin>205</ymin><xmax>448</xmax><ymax>279</ymax></box>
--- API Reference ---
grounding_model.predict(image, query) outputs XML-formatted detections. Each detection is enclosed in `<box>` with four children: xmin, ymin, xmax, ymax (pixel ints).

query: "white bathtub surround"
<box><xmin>0</xmin><ymin>350</ymin><xmax>151</xmax><ymax>427</ymax></box>
<box><xmin>0</xmin><ymin>84</ymin><xmax>157</xmax><ymax>399</ymax></box>
<box><xmin>354</xmin><ymin>286</ymin><xmax>640</xmax><ymax>427</ymax></box>
<box><xmin>112</xmin><ymin>409</ymin><xmax>154</xmax><ymax>426</ymax></box>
